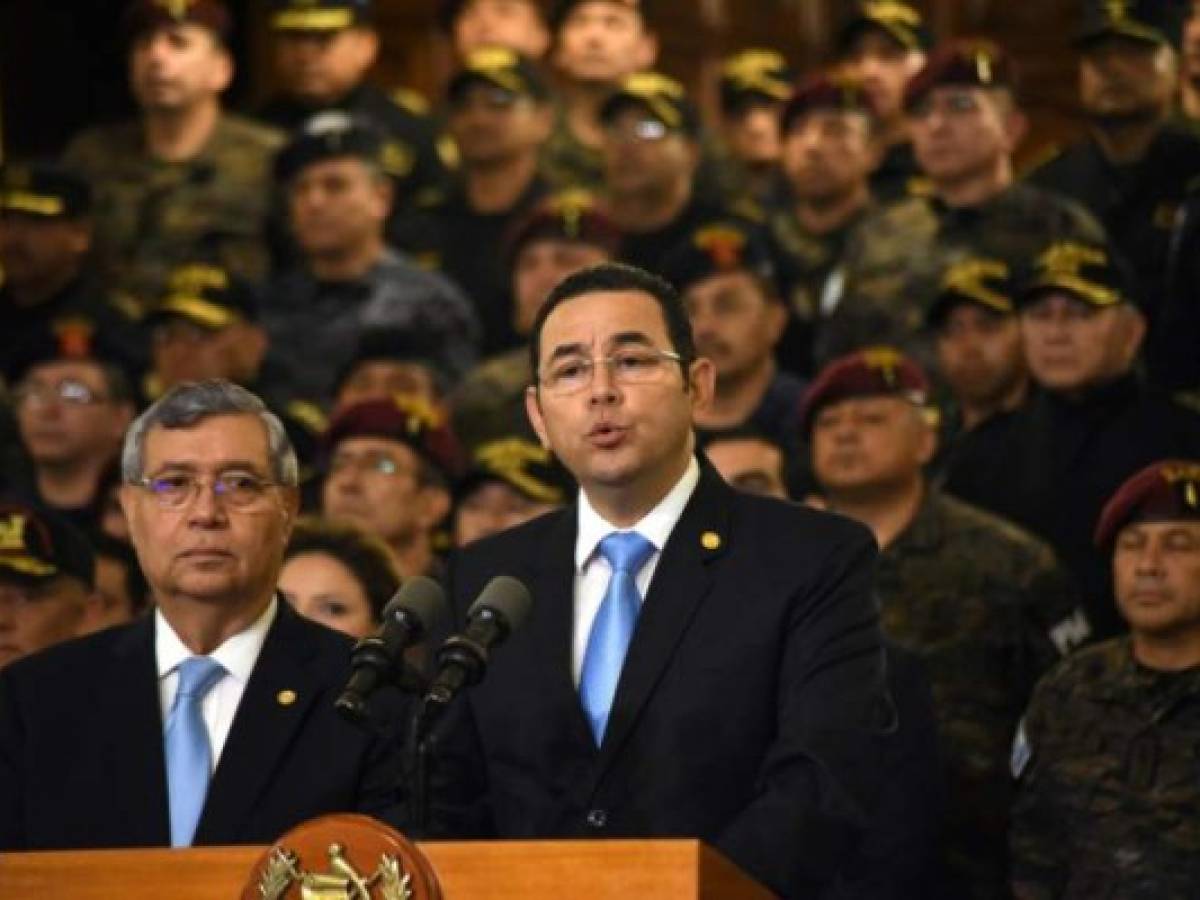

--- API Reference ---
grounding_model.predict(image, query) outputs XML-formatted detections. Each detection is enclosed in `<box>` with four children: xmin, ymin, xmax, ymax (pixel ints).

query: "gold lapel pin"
<box><xmin>277</xmin><ymin>689</ymin><xmax>297</xmax><ymax>707</ymax></box>
<box><xmin>701</xmin><ymin>531</ymin><xmax>721</xmax><ymax>551</ymax></box>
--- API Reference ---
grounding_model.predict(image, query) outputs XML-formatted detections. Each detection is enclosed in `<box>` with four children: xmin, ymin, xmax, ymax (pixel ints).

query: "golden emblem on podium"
<box><xmin>243</xmin><ymin>815</ymin><xmax>442</xmax><ymax>900</ymax></box>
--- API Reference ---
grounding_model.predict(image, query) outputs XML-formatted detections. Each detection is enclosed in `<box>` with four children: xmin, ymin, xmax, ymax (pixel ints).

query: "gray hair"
<box><xmin>121</xmin><ymin>380</ymin><xmax>299</xmax><ymax>486</ymax></box>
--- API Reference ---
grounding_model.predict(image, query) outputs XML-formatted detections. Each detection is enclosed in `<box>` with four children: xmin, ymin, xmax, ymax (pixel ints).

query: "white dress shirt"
<box><xmin>156</xmin><ymin>597</ymin><xmax>277</xmax><ymax>771</ymax></box>
<box><xmin>572</xmin><ymin>456</ymin><xmax>700</xmax><ymax>685</ymax></box>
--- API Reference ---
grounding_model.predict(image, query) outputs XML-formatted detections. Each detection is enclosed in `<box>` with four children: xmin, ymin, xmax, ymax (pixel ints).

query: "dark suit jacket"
<box><xmin>0</xmin><ymin>600</ymin><xmax>405</xmax><ymax>850</ymax></box>
<box><xmin>432</xmin><ymin>461</ymin><xmax>890</xmax><ymax>897</ymax></box>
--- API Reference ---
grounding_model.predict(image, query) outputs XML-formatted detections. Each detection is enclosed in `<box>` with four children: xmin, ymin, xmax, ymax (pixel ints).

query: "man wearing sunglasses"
<box><xmin>433</xmin><ymin>262</ymin><xmax>891</xmax><ymax>897</ymax></box>
<box><xmin>0</xmin><ymin>379</ymin><xmax>406</xmax><ymax>850</ymax></box>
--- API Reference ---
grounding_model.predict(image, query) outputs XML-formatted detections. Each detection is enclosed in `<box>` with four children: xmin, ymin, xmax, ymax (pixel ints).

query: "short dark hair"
<box><xmin>528</xmin><ymin>262</ymin><xmax>696</xmax><ymax>382</ymax></box>
<box><xmin>284</xmin><ymin>517</ymin><xmax>401</xmax><ymax>623</ymax></box>
<box><xmin>89</xmin><ymin>531</ymin><xmax>150</xmax><ymax>617</ymax></box>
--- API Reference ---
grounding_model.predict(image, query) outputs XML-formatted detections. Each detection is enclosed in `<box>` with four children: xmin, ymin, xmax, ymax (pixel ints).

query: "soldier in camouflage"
<box><xmin>804</xmin><ymin>347</ymin><xmax>1088</xmax><ymax>900</ymax></box>
<box><xmin>829</xmin><ymin>40</ymin><xmax>1103</xmax><ymax>370</ymax></box>
<box><xmin>63</xmin><ymin>0</ymin><xmax>283</xmax><ymax>315</ymax></box>
<box><xmin>1011</xmin><ymin>459</ymin><xmax>1200</xmax><ymax>899</ymax></box>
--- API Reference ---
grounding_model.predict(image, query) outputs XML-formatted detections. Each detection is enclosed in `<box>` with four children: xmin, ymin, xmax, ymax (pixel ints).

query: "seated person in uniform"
<box><xmin>0</xmin><ymin>501</ymin><xmax>101</xmax><ymax>670</ymax></box>
<box><xmin>1012</xmin><ymin>460</ymin><xmax>1200</xmax><ymax>898</ymax></box>
<box><xmin>701</xmin><ymin>428</ymin><xmax>789</xmax><ymax>500</ymax></box>
<box><xmin>332</xmin><ymin>327</ymin><xmax>453</xmax><ymax>417</ymax></box>
<box><xmin>320</xmin><ymin>395</ymin><xmax>460</xmax><ymax>580</ymax></box>
<box><xmin>713</xmin><ymin>49</ymin><xmax>794</xmax><ymax>208</ymax></box>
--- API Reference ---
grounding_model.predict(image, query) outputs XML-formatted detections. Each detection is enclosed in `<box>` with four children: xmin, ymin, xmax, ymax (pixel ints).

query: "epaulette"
<box><xmin>390</xmin><ymin>87</ymin><xmax>431</xmax><ymax>117</ymax></box>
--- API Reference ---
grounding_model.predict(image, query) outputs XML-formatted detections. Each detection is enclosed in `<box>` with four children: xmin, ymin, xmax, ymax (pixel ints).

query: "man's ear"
<box><xmin>418</xmin><ymin>485</ymin><xmax>452</xmax><ymax>530</ymax></box>
<box><xmin>525</xmin><ymin>385</ymin><xmax>552</xmax><ymax>450</ymax></box>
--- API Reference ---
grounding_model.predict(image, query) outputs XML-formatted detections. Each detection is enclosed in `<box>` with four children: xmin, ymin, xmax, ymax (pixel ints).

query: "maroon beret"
<box><xmin>800</xmin><ymin>346</ymin><xmax>931</xmax><ymax>435</ymax></box>
<box><xmin>124</xmin><ymin>0</ymin><xmax>233</xmax><ymax>42</ymax></box>
<box><xmin>1094</xmin><ymin>460</ymin><xmax>1200</xmax><ymax>549</ymax></box>
<box><xmin>505</xmin><ymin>189</ymin><xmax>621</xmax><ymax>265</ymax></box>
<box><xmin>903</xmin><ymin>39</ymin><xmax>1014</xmax><ymax>111</ymax></box>
<box><xmin>781</xmin><ymin>72</ymin><xmax>876</xmax><ymax>134</ymax></box>
<box><xmin>323</xmin><ymin>395</ymin><xmax>464</xmax><ymax>479</ymax></box>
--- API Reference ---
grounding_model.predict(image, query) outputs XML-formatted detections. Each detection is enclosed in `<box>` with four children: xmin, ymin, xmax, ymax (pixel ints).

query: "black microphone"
<box><xmin>336</xmin><ymin>575</ymin><xmax>448</xmax><ymax>723</ymax></box>
<box><xmin>425</xmin><ymin>576</ymin><xmax>533</xmax><ymax>708</ymax></box>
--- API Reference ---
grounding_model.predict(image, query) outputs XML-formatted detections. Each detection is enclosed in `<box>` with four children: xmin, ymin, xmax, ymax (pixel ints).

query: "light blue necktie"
<box><xmin>165</xmin><ymin>656</ymin><xmax>225</xmax><ymax>847</ymax></box>
<box><xmin>580</xmin><ymin>531</ymin><xmax>655</xmax><ymax>745</ymax></box>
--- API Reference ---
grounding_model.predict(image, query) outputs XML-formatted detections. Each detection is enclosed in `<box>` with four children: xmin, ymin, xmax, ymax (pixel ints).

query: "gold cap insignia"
<box><xmin>0</xmin><ymin>514</ymin><xmax>29</xmax><ymax>553</ymax></box>
<box><xmin>694</xmin><ymin>225</ymin><xmax>747</xmax><ymax>270</ymax></box>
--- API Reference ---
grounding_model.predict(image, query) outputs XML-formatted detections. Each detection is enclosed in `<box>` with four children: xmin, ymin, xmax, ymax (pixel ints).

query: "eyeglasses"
<box><xmin>538</xmin><ymin>347</ymin><xmax>683</xmax><ymax>396</ymax></box>
<box><xmin>133</xmin><ymin>472</ymin><xmax>282</xmax><ymax>509</ymax></box>
<box><xmin>13</xmin><ymin>379</ymin><xmax>109</xmax><ymax>408</ymax></box>
<box><xmin>327</xmin><ymin>451</ymin><xmax>416</xmax><ymax>479</ymax></box>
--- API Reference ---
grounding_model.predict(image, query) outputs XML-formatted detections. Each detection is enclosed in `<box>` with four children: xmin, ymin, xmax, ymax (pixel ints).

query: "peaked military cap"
<box><xmin>1</xmin><ymin>162</ymin><xmax>91</xmax><ymax>219</ymax></box>
<box><xmin>659</xmin><ymin>219</ymin><xmax>777</xmax><ymax>294</ymax></box>
<box><xmin>456</xmin><ymin>436</ymin><xmax>575</xmax><ymax>505</ymax></box>
<box><xmin>1018</xmin><ymin>240</ymin><xmax>1132</xmax><ymax>309</ymax></box>
<box><xmin>274</xmin><ymin>112</ymin><xmax>387</xmax><ymax>182</ymax></box>
<box><xmin>447</xmin><ymin>47</ymin><xmax>550</xmax><ymax>101</ymax></box>
<box><xmin>599</xmin><ymin>72</ymin><xmax>700</xmax><ymax>136</ymax></box>
<box><xmin>148</xmin><ymin>262</ymin><xmax>259</xmax><ymax>330</ymax></box>
<box><xmin>270</xmin><ymin>0</ymin><xmax>373</xmax><ymax>31</ymax></box>
<box><xmin>836</xmin><ymin>0</ymin><xmax>932</xmax><ymax>53</ymax></box>
<box><xmin>718</xmin><ymin>49</ymin><xmax>796</xmax><ymax>112</ymax></box>
<box><xmin>1076</xmin><ymin>0</ymin><xmax>1185</xmax><ymax>47</ymax></box>
<box><xmin>927</xmin><ymin>255</ymin><xmax>1017</xmax><ymax>326</ymax></box>
<box><xmin>0</xmin><ymin>501</ymin><xmax>95</xmax><ymax>588</ymax></box>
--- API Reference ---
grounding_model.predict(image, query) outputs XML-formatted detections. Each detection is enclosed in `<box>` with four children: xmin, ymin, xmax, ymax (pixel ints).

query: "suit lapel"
<box><xmin>104</xmin><ymin>616</ymin><xmax>171</xmax><ymax>845</ymax></box>
<box><xmin>194</xmin><ymin>602</ymin><xmax>323</xmax><ymax>844</ymax></box>
<box><xmin>595</xmin><ymin>462</ymin><xmax>732</xmax><ymax>773</ymax></box>
<box><xmin>525</xmin><ymin>509</ymin><xmax>596</xmax><ymax>753</ymax></box>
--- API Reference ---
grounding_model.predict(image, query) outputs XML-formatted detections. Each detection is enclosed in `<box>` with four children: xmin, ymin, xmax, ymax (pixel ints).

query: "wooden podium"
<box><xmin>0</xmin><ymin>838</ymin><xmax>776</xmax><ymax>899</ymax></box>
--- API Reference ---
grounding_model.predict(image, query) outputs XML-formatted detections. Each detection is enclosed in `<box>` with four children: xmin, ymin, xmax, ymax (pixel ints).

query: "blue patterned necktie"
<box><xmin>580</xmin><ymin>531</ymin><xmax>655</xmax><ymax>745</ymax></box>
<box><xmin>165</xmin><ymin>656</ymin><xmax>225</xmax><ymax>847</ymax></box>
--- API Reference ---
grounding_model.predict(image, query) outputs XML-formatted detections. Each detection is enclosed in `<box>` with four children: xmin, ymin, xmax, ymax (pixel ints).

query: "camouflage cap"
<box><xmin>505</xmin><ymin>189</ymin><xmax>621</xmax><ymax>264</ymax></box>
<box><xmin>323</xmin><ymin>395</ymin><xmax>465</xmax><ymax>479</ymax></box>
<box><xmin>447</xmin><ymin>47</ymin><xmax>550</xmax><ymax>102</ymax></box>
<box><xmin>123</xmin><ymin>0</ymin><xmax>233</xmax><ymax>42</ymax></box>
<box><xmin>550</xmin><ymin>0</ymin><xmax>650</xmax><ymax>29</ymax></box>
<box><xmin>800</xmin><ymin>346</ymin><xmax>931</xmax><ymax>435</ymax></box>
<box><xmin>599</xmin><ymin>72</ymin><xmax>700</xmax><ymax>137</ymax></box>
<box><xmin>0</xmin><ymin>501</ymin><xmax>95</xmax><ymax>588</ymax></box>
<box><xmin>836</xmin><ymin>0</ymin><xmax>931</xmax><ymax>53</ymax></box>
<box><xmin>1076</xmin><ymin>0</ymin><xmax>1184</xmax><ymax>48</ymax></box>
<box><xmin>903</xmin><ymin>39</ymin><xmax>1016</xmax><ymax>111</ymax></box>
<box><xmin>1017</xmin><ymin>240</ymin><xmax>1131</xmax><ymax>309</ymax></box>
<box><xmin>780</xmin><ymin>72</ymin><xmax>877</xmax><ymax>134</ymax></box>
<box><xmin>274</xmin><ymin>112</ymin><xmax>387</xmax><ymax>182</ymax></box>
<box><xmin>718</xmin><ymin>49</ymin><xmax>796</xmax><ymax>113</ymax></box>
<box><xmin>1094</xmin><ymin>460</ymin><xmax>1200</xmax><ymax>549</ymax></box>
<box><xmin>1</xmin><ymin>162</ymin><xmax>91</xmax><ymax>219</ymax></box>
<box><xmin>270</xmin><ymin>0</ymin><xmax>373</xmax><ymax>31</ymax></box>
<box><xmin>927</xmin><ymin>255</ymin><xmax>1017</xmax><ymax>327</ymax></box>
<box><xmin>456</xmin><ymin>437</ymin><xmax>575</xmax><ymax>505</ymax></box>
<box><xmin>659</xmin><ymin>219</ymin><xmax>778</xmax><ymax>295</ymax></box>
<box><xmin>148</xmin><ymin>262</ymin><xmax>259</xmax><ymax>330</ymax></box>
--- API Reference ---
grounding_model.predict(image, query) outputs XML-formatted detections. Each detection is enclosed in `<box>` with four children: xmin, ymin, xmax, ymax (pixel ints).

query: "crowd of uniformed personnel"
<box><xmin>2</xmin><ymin>0</ymin><xmax>1200</xmax><ymax>896</ymax></box>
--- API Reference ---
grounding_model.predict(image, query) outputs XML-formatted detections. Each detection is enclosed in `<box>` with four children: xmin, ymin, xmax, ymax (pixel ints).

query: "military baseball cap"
<box><xmin>274</xmin><ymin>112</ymin><xmax>387</xmax><ymax>182</ymax></box>
<box><xmin>324</xmin><ymin>395</ymin><xmax>465</xmax><ymax>479</ymax></box>
<box><xmin>123</xmin><ymin>0</ymin><xmax>233</xmax><ymax>42</ymax></box>
<box><xmin>1</xmin><ymin>162</ymin><xmax>91</xmax><ymax>219</ymax></box>
<box><xmin>456</xmin><ymin>437</ymin><xmax>575</xmax><ymax>505</ymax></box>
<box><xmin>332</xmin><ymin>327</ymin><xmax>456</xmax><ymax>397</ymax></box>
<box><xmin>903</xmin><ymin>39</ymin><xmax>1016</xmax><ymax>111</ymax></box>
<box><xmin>505</xmin><ymin>189</ymin><xmax>621</xmax><ymax>263</ymax></box>
<box><xmin>550</xmin><ymin>0</ymin><xmax>651</xmax><ymax>29</ymax></box>
<box><xmin>270</xmin><ymin>0</ymin><xmax>372</xmax><ymax>31</ymax></box>
<box><xmin>1017</xmin><ymin>240</ymin><xmax>1131</xmax><ymax>309</ymax></box>
<box><xmin>718</xmin><ymin>49</ymin><xmax>795</xmax><ymax>113</ymax></box>
<box><xmin>659</xmin><ymin>219</ymin><xmax>778</xmax><ymax>295</ymax></box>
<box><xmin>148</xmin><ymin>263</ymin><xmax>258</xmax><ymax>330</ymax></box>
<box><xmin>599</xmin><ymin>72</ymin><xmax>700</xmax><ymax>137</ymax></box>
<box><xmin>927</xmin><ymin>255</ymin><xmax>1017</xmax><ymax>327</ymax></box>
<box><xmin>1076</xmin><ymin>0</ymin><xmax>1184</xmax><ymax>48</ymax></box>
<box><xmin>836</xmin><ymin>1</ymin><xmax>931</xmax><ymax>53</ymax></box>
<box><xmin>1094</xmin><ymin>460</ymin><xmax>1200</xmax><ymax>549</ymax></box>
<box><xmin>780</xmin><ymin>72</ymin><xmax>877</xmax><ymax>134</ymax></box>
<box><xmin>800</xmin><ymin>346</ymin><xmax>931</xmax><ymax>435</ymax></box>
<box><xmin>447</xmin><ymin>48</ymin><xmax>550</xmax><ymax>102</ymax></box>
<box><xmin>0</xmin><ymin>501</ymin><xmax>95</xmax><ymax>588</ymax></box>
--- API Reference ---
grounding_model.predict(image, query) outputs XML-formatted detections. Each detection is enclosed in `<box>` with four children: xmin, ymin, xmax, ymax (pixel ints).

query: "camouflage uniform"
<box><xmin>450</xmin><ymin>347</ymin><xmax>535</xmax><ymax>455</ymax></box>
<box><xmin>825</xmin><ymin>184</ymin><xmax>1103</xmax><ymax>370</ymax></box>
<box><xmin>877</xmin><ymin>488</ymin><xmax>1084</xmax><ymax>899</ymax></box>
<box><xmin>62</xmin><ymin>114</ymin><xmax>284</xmax><ymax>314</ymax></box>
<box><xmin>1010</xmin><ymin>638</ymin><xmax>1200</xmax><ymax>899</ymax></box>
<box><xmin>541</xmin><ymin>106</ymin><xmax>604</xmax><ymax>191</ymax></box>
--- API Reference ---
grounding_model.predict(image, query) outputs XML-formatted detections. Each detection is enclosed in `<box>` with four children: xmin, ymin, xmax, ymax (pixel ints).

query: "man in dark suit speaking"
<box><xmin>0</xmin><ymin>380</ymin><xmax>404</xmax><ymax>850</ymax></box>
<box><xmin>433</xmin><ymin>263</ymin><xmax>891</xmax><ymax>896</ymax></box>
